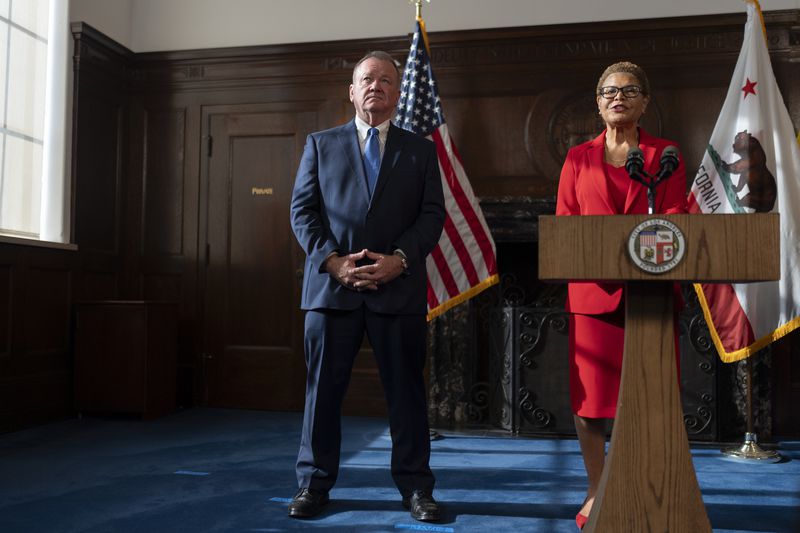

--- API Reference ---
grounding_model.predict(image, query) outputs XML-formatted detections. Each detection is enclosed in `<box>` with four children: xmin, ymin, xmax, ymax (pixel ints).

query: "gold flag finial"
<box><xmin>410</xmin><ymin>0</ymin><xmax>431</xmax><ymax>20</ymax></box>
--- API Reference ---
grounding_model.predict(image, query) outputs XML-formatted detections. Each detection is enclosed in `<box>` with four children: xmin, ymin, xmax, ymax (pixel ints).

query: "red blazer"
<box><xmin>556</xmin><ymin>128</ymin><xmax>688</xmax><ymax>315</ymax></box>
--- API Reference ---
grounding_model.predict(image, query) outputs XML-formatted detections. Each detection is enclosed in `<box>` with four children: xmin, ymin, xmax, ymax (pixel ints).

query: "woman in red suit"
<box><xmin>555</xmin><ymin>61</ymin><xmax>688</xmax><ymax>529</ymax></box>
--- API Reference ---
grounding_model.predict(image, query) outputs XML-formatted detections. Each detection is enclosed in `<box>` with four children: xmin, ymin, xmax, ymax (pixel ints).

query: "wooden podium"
<box><xmin>538</xmin><ymin>213</ymin><xmax>779</xmax><ymax>532</ymax></box>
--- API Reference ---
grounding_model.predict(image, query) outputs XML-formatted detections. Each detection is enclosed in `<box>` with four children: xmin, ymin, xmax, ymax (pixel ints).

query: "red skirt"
<box><xmin>569</xmin><ymin>306</ymin><xmax>681</xmax><ymax>419</ymax></box>
<box><xmin>569</xmin><ymin>308</ymin><xmax>625</xmax><ymax>419</ymax></box>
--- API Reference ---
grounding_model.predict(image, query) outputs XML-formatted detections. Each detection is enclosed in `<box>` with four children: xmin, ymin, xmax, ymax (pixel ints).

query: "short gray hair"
<box><xmin>596</xmin><ymin>61</ymin><xmax>651</xmax><ymax>96</ymax></box>
<box><xmin>352</xmin><ymin>51</ymin><xmax>401</xmax><ymax>84</ymax></box>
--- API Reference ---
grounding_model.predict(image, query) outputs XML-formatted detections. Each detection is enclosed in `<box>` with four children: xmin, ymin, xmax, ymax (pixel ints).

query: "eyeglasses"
<box><xmin>598</xmin><ymin>85</ymin><xmax>643</xmax><ymax>99</ymax></box>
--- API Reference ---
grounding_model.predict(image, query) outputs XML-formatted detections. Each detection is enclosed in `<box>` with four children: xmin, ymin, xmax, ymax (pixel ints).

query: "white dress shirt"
<box><xmin>355</xmin><ymin>115</ymin><xmax>390</xmax><ymax>159</ymax></box>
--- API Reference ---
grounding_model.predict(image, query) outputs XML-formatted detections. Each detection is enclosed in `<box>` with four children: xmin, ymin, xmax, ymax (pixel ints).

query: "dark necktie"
<box><xmin>364</xmin><ymin>127</ymin><xmax>380</xmax><ymax>197</ymax></box>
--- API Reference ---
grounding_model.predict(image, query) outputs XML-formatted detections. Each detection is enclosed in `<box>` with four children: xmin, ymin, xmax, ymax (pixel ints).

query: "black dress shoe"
<box><xmin>402</xmin><ymin>490</ymin><xmax>441</xmax><ymax>522</ymax></box>
<box><xmin>288</xmin><ymin>488</ymin><xmax>329</xmax><ymax>518</ymax></box>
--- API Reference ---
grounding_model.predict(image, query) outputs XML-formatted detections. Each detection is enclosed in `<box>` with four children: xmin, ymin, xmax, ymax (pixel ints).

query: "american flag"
<box><xmin>396</xmin><ymin>18</ymin><xmax>498</xmax><ymax>320</ymax></box>
<box><xmin>639</xmin><ymin>231</ymin><xmax>657</xmax><ymax>247</ymax></box>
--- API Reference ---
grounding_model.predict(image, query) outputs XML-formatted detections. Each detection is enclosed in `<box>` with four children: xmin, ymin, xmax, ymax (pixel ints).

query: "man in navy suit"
<box><xmin>288</xmin><ymin>51</ymin><xmax>445</xmax><ymax>522</ymax></box>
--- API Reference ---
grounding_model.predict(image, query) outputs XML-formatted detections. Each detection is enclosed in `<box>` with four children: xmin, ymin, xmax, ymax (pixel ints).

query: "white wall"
<box><xmin>69</xmin><ymin>0</ymin><xmax>132</xmax><ymax>49</ymax></box>
<box><xmin>70</xmin><ymin>0</ymin><xmax>800</xmax><ymax>53</ymax></box>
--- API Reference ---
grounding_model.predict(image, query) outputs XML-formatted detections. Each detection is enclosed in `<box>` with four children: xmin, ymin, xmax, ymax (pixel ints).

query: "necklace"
<box><xmin>604</xmin><ymin>146</ymin><xmax>627</xmax><ymax>164</ymax></box>
<box><xmin>604</xmin><ymin>132</ymin><xmax>639</xmax><ymax>164</ymax></box>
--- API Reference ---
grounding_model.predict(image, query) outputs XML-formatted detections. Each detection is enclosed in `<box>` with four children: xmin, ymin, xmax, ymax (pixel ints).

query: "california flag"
<box><xmin>688</xmin><ymin>0</ymin><xmax>800</xmax><ymax>362</ymax></box>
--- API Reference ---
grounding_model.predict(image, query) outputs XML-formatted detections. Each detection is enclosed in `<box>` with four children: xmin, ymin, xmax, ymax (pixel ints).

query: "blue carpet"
<box><xmin>0</xmin><ymin>409</ymin><xmax>797</xmax><ymax>532</ymax></box>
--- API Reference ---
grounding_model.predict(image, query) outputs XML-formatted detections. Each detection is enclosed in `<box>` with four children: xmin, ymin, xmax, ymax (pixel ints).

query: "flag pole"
<box><xmin>716</xmin><ymin>0</ymin><xmax>780</xmax><ymax>464</ymax></box>
<box><xmin>408</xmin><ymin>0</ymin><xmax>441</xmax><ymax>443</ymax></box>
<box><xmin>410</xmin><ymin>0</ymin><xmax>430</xmax><ymax>20</ymax></box>
<box><xmin>721</xmin><ymin>356</ymin><xmax>780</xmax><ymax>461</ymax></box>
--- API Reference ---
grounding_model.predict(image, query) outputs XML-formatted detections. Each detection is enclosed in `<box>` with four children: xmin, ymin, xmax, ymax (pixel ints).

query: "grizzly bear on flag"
<box><xmin>721</xmin><ymin>130</ymin><xmax>777</xmax><ymax>212</ymax></box>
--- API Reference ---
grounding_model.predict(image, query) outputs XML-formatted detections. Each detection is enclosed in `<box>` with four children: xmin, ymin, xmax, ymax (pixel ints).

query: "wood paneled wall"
<box><xmin>0</xmin><ymin>245</ymin><xmax>77</xmax><ymax>432</ymax></box>
<box><xmin>2</xmin><ymin>10</ymin><xmax>798</xmax><ymax>433</ymax></box>
<box><xmin>0</xmin><ymin>29</ymin><xmax>133</xmax><ymax>432</ymax></box>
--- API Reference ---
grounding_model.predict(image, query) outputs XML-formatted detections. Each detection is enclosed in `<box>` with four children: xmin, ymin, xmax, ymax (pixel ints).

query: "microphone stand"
<box><xmin>626</xmin><ymin>146</ymin><xmax>681</xmax><ymax>213</ymax></box>
<box><xmin>626</xmin><ymin>170</ymin><xmax>670</xmax><ymax>215</ymax></box>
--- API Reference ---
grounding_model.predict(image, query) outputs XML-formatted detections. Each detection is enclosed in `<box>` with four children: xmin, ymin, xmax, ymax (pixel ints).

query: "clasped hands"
<box><xmin>325</xmin><ymin>249</ymin><xmax>404</xmax><ymax>291</ymax></box>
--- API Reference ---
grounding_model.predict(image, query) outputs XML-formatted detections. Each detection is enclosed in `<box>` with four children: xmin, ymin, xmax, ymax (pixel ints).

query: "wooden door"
<box><xmin>201</xmin><ymin>106</ymin><xmax>388</xmax><ymax>417</ymax></box>
<box><xmin>203</xmin><ymin>109</ymin><xmax>313</xmax><ymax>410</ymax></box>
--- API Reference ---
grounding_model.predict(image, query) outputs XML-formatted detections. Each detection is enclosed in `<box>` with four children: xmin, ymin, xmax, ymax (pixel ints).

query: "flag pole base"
<box><xmin>721</xmin><ymin>432</ymin><xmax>781</xmax><ymax>462</ymax></box>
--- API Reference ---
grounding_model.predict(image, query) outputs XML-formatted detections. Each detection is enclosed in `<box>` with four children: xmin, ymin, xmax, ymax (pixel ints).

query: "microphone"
<box><xmin>657</xmin><ymin>145</ymin><xmax>680</xmax><ymax>180</ymax></box>
<box><xmin>625</xmin><ymin>147</ymin><xmax>644</xmax><ymax>177</ymax></box>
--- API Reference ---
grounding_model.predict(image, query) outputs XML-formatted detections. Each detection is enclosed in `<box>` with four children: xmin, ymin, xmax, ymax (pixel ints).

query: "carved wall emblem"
<box><xmin>527</xmin><ymin>91</ymin><xmax>663</xmax><ymax>180</ymax></box>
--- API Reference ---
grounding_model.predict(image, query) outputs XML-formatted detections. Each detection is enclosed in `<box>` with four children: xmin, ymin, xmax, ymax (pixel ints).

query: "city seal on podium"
<box><xmin>627</xmin><ymin>218</ymin><xmax>686</xmax><ymax>274</ymax></box>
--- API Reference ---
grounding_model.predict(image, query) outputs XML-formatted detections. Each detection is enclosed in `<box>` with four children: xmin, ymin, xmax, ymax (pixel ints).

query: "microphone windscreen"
<box><xmin>626</xmin><ymin>147</ymin><xmax>644</xmax><ymax>175</ymax></box>
<box><xmin>662</xmin><ymin>145</ymin><xmax>679</xmax><ymax>159</ymax></box>
<box><xmin>660</xmin><ymin>146</ymin><xmax>680</xmax><ymax>173</ymax></box>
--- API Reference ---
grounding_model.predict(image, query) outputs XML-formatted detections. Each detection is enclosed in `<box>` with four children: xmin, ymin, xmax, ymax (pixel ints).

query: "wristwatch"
<box><xmin>393</xmin><ymin>249</ymin><xmax>410</xmax><ymax>276</ymax></box>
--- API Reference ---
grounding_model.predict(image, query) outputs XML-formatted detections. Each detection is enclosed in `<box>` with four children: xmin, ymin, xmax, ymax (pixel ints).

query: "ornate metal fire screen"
<box><xmin>427</xmin><ymin>197</ymin><xmax>736</xmax><ymax>442</ymax></box>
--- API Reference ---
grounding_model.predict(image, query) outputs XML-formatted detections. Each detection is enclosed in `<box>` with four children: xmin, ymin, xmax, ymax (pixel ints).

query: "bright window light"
<box><xmin>0</xmin><ymin>0</ymin><xmax>69</xmax><ymax>243</ymax></box>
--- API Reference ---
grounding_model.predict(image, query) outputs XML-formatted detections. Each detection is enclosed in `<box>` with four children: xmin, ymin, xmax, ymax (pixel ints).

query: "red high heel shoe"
<box><xmin>575</xmin><ymin>512</ymin><xmax>588</xmax><ymax>529</ymax></box>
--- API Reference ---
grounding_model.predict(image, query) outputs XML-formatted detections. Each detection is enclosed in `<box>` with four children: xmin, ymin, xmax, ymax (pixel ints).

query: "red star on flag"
<box><xmin>742</xmin><ymin>77</ymin><xmax>757</xmax><ymax>98</ymax></box>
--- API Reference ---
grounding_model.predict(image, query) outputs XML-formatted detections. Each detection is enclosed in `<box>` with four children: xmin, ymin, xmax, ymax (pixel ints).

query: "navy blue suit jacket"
<box><xmin>290</xmin><ymin>120</ymin><xmax>445</xmax><ymax>315</ymax></box>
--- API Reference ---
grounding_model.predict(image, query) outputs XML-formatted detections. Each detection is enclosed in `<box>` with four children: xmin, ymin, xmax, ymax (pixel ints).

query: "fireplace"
<box><xmin>426</xmin><ymin>196</ymin><xmax>753</xmax><ymax>442</ymax></box>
